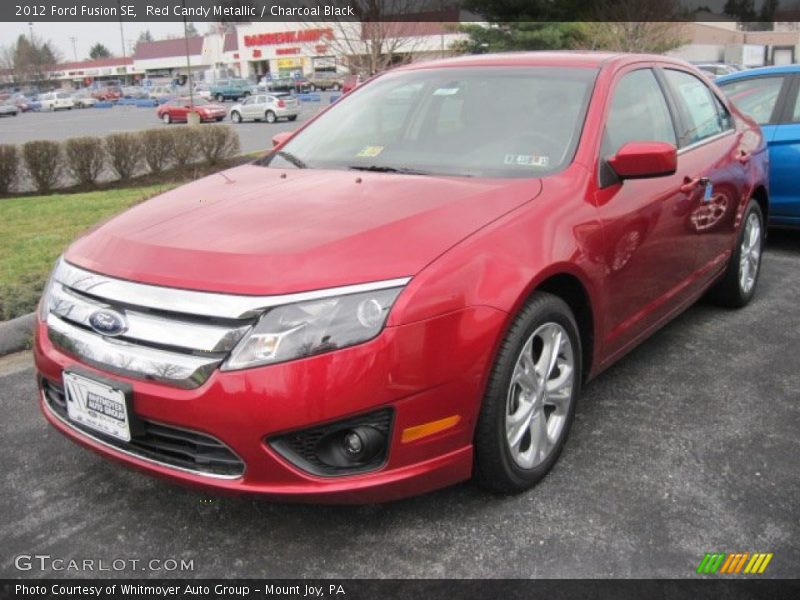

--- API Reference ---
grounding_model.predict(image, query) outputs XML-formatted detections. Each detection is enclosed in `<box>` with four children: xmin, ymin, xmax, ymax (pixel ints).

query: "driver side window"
<box><xmin>602</xmin><ymin>69</ymin><xmax>677</xmax><ymax>158</ymax></box>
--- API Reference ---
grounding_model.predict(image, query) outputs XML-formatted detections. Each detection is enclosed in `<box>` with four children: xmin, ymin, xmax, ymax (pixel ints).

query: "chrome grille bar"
<box><xmin>47</xmin><ymin>317</ymin><xmax>222</xmax><ymax>389</ymax></box>
<box><xmin>49</xmin><ymin>282</ymin><xmax>250</xmax><ymax>353</ymax></box>
<box><xmin>55</xmin><ymin>260</ymin><xmax>411</xmax><ymax>320</ymax></box>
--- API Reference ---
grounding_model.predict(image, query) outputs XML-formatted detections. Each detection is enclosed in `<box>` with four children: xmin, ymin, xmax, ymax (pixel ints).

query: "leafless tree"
<box><xmin>582</xmin><ymin>0</ymin><xmax>688</xmax><ymax>53</ymax></box>
<box><xmin>301</xmin><ymin>0</ymin><xmax>450</xmax><ymax>75</ymax></box>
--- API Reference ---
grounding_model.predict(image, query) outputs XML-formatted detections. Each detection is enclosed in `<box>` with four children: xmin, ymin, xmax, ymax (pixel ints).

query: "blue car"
<box><xmin>717</xmin><ymin>65</ymin><xmax>800</xmax><ymax>228</ymax></box>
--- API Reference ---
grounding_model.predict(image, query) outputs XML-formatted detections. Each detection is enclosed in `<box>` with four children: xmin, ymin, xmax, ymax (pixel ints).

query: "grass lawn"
<box><xmin>0</xmin><ymin>185</ymin><xmax>173</xmax><ymax>321</ymax></box>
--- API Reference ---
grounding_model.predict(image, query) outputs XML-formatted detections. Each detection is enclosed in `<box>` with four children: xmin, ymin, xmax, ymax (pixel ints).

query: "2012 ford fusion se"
<box><xmin>34</xmin><ymin>53</ymin><xmax>768</xmax><ymax>503</ymax></box>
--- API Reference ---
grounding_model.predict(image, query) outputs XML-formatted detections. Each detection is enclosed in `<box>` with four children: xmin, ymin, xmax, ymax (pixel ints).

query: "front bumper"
<box><xmin>34</xmin><ymin>305</ymin><xmax>506</xmax><ymax>503</ymax></box>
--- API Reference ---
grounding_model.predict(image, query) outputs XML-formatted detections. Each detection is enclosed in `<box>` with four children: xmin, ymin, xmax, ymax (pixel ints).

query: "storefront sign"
<box><xmin>276</xmin><ymin>48</ymin><xmax>301</xmax><ymax>55</ymax></box>
<box><xmin>244</xmin><ymin>28</ymin><xmax>333</xmax><ymax>47</ymax></box>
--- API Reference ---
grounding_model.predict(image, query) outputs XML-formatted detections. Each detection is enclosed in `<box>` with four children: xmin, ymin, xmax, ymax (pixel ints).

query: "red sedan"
<box><xmin>156</xmin><ymin>97</ymin><xmax>226</xmax><ymax>123</ymax></box>
<box><xmin>35</xmin><ymin>52</ymin><xmax>767</xmax><ymax>502</ymax></box>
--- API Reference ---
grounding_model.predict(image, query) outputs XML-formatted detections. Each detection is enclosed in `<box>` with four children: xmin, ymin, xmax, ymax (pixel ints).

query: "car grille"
<box><xmin>42</xmin><ymin>379</ymin><xmax>245</xmax><ymax>478</ymax></box>
<box><xmin>44</xmin><ymin>259</ymin><xmax>259</xmax><ymax>389</ymax></box>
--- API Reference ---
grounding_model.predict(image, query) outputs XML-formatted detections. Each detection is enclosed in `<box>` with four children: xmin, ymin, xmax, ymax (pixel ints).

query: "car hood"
<box><xmin>65</xmin><ymin>165</ymin><xmax>542</xmax><ymax>295</ymax></box>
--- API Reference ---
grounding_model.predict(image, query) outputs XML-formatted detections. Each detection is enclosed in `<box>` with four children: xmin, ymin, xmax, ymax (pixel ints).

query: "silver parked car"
<box><xmin>229</xmin><ymin>93</ymin><xmax>300</xmax><ymax>124</ymax></box>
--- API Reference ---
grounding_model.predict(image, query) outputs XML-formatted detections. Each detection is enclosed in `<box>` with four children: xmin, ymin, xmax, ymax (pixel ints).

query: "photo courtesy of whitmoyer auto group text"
<box><xmin>0</xmin><ymin>0</ymin><xmax>798</xmax><ymax>597</ymax></box>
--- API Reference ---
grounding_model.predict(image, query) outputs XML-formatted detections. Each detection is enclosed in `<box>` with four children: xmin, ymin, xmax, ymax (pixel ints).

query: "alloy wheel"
<box><xmin>739</xmin><ymin>212</ymin><xmax>762</xmax><ymax>294</ymax></box>
<box><xmin>505</xmin><ymin>322</ymin><xmax>575</xmax><ymax>469</ymax></box>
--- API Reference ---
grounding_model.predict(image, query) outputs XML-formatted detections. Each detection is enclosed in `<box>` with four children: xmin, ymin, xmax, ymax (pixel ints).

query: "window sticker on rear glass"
<box><xmin>504</xmin><ymin>154</ymin><xmax>550</xmax><ymax>168</ymax></box>
<box><xmin>356</xmin><ymin>146</ymin><xmax>385</xmax><ymax>158</ymax></box>
<box><xmin>433</xmin><ymin>88</ymin><xmax>460</xmax><ymax>96</ymax></box>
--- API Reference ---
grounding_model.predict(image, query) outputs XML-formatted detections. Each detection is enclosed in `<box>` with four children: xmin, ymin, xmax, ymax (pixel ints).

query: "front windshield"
<box><xmin>259</xmin><ymin>66</ymin><xmax>597</xmax><ymax>178</ymax></box>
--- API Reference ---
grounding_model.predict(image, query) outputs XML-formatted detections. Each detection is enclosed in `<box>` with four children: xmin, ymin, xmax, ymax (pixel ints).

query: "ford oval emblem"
<box><xmin>88</xmin><ymin>309</ymin><xmax>127</xmax><ymax>337</ymax></box>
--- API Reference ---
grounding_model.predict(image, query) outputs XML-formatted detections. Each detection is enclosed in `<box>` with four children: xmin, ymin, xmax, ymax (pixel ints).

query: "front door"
<box><xmin>594</xmin><ymin>67</ymin><xmax>701</xmax><ymax>357</ymax></box>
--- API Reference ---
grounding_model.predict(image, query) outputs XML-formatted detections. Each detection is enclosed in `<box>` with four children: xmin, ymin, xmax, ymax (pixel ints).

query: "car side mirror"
<box><xmin>272</xmin><ymin>131</ymin><xmax>294</xmax><ymax>148</ymax></box>
<box><xmin>607</xmin><ymin>141</ymin><xmax>677</xmax><ymax>180</ymax></box>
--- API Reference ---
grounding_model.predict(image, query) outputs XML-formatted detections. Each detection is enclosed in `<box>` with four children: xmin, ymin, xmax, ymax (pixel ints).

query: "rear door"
<box><xmin>661</xmin><ymin>68</ymin><xmax>748</xmax><ymax>280</ymax></box>
<box><xmin>769</xmin><ymin>75</ymin><xmax>800</xmax><ymax>224</ymax></box>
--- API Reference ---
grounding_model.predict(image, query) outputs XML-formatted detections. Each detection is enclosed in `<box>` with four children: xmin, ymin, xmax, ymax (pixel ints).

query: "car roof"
<box><xmin>716</xmin><ymin>64</ymin><xmax>800</xmax><ymax>83</ymax></box>
<box><xmin>394</xmin><ymin>51</ymin><xmax>695</xmax><ymax>72</ymax></box>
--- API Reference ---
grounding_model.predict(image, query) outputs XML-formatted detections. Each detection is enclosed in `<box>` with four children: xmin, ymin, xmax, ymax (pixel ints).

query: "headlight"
<box><xmin>221</xmin><ymin>286</ymin><xmax>404</xmax><ymax>371</ymax></box>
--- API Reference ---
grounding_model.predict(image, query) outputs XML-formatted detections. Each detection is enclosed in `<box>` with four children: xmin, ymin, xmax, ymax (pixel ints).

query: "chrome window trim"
<box><xmin>41</xmin><ymin>392</ymin><xmax>243</xmax><ymax>480</ymax></box>
<box><xmin>676</xmin><ymin>129</ymin><xmax>735</xmax><ymax>156</ymax></box>
<box><xmin>47</xmin><ymin>316</ymin><xmax>221</xmax><ymax>389</ymax></box>
<box><xmin>55</xmin><ymin>259</ymin><xmax>412</xmax><ymax>320</ymax></box>
<box><xmin>49</xmin><ymin>282</ymin><xmax>250</xmax><ymax>353</ymax></box>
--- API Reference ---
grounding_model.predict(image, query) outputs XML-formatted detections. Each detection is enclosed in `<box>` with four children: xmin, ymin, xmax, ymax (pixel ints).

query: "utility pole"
<box><xmin>70</xmin><ymin>37</ymin><xmax>78</xmax><ymax>61</ymax></box>
<box><xmin>182</xmin><ymin>0</ymin><xmax>194</xmax><ymax>109</ymax></box>
<box><xmin>28</xmin><ymin>22</ymin><xmax>33</xmax><ymax>44</ymax></box>
<box><xmin>116</xmin><ymin>0</ymin><xmax>126</xmax><ymax>58</ymax></box>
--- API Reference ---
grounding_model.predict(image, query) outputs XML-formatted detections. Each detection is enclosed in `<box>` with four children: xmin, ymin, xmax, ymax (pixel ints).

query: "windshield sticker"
<box><xmin>504</xmin><ymin>154</ymin><xmax>550</xmax><ymax>168</ymax></box>
<box><xmin>356</xmin><ymin>146</ymin><xmax>385</xmax><ymax>158</ymax></box>
<box><xmin>433</xmin><ymin>88</ymin><xmax>460</xmax><ymax>96</ymax></box>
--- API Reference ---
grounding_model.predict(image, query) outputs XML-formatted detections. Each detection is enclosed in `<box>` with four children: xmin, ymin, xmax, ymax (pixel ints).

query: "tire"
<box><xmin>474</xmin><ymin>292</ymin><xmax>582</xmax><ymax>494</ymax></box>
<box><xmin>265</xmin><ymin>110</ymin><xmax>276</xmax><ymax>124</ymax></box>
<box><xmin>309</xmin><ymin>84</ymin><xmax>316</xmax><ymax>92</ymax></box>
<box><xmin>288</xmin><ymin>115</ymin><xmax>298</xmax><ymax>122</ymax></box>
<box><xmin>162</xmin><ymin>113</ymin><xmax>171</xmax><ymax>124</ymax></box>
<box><xmin>707</xmin><ymin>199</ymin><xmax>764</xmax><ymax>308</ymax></box>
<box><xmin>231</xmin><ymin>111</ymin><xmax>242</xmax><ymax>124</ymax></box>
<box><xmin>216</xmin><ymin>116</ymin><xmax>224</xmax><ymax>122</ymax></box>
<box><xmin>216</xmin><ymin>94</ymin><xmax>224</xmax><ymax>103</ymax></box>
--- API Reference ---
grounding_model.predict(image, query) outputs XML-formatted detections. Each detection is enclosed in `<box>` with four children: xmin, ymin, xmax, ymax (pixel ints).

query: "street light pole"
<box><xmin>70</xmin><ymin>37</ymin><xmax>78</xmax><ymax>61</ymax></box>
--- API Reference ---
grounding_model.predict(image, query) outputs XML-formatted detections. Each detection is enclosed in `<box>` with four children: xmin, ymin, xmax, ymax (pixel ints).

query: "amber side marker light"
<box><xmin>401</xmin><ymin>415</ymin><xmax>461</xmax><ymax>443</ymax></box>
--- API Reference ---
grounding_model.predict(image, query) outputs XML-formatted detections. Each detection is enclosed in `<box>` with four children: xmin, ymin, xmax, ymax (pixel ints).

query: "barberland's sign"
<box><xmin>243</xmin><ymin>28</ymin><xmax>334</xmax><ymax>48</ymax></box>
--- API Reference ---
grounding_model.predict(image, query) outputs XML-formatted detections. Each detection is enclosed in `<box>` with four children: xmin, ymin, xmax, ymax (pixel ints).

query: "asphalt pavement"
<box><xmin>0</xmin><ymin>94</ymin><xmax>332</xmax><ymax>155</ymax></box>
<box><xmin>1</xmin><ymin>231</ymin><xmax>798</xmax><ymax>579</ymax></box>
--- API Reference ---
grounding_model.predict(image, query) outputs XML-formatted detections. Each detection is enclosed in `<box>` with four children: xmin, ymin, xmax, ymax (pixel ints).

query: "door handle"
<box><xmin>680</xmin><ymin>176</ymin><xmax>710</xmax><ymax>194</ymax></box>
<box><xmin>737</xmin><ymin>150</ymin><xmax>751</xmax><ymax>165</ymax></box>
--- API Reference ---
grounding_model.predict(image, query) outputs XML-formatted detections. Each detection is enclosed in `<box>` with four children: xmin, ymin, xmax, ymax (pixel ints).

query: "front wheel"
<box><xmin>162</xmin><ymin>113</ymin><xmax>171</xmax><ymax>124</ymax></box>
<box><xmin>474</xmin><ymin>292</ymin><xmax>582</xmax><ymax>494</ymax></box>
<box><xmin>287</xmin><ymin>115</ymin><xmax>298</xmax><ymax>122</ymax></box>
<box><xmin>707</xmin><ymin>199</ymin><xmax>764</xmax><ymax>308</ymax></box>
<box><xmin>216</xmin><ymin>94</ymin><xmax>224</xmax><ymax>103</ymax></box>
<box><xmin>231</xmin><ymin>111</ymin><xmax>242</xmax><ymax>124</ymax></box>
<box><xmin>265</xmin><ymin>110</ymin><xmax>276</xmax><ymax>124</ymax></box>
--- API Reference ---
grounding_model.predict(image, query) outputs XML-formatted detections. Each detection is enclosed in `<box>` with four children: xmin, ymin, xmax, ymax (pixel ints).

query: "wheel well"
<box><xmin>536</xmin><ymin>274</ymin><xmax>594</xmax><ymax>380</ymax></box>
<box><xmin>752</xmin><ymin>185</ymin><xmax>769</xmax><ymax>225</ymax></box>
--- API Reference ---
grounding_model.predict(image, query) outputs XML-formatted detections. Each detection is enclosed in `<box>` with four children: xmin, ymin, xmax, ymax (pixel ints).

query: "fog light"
<box><xmin>343</xmin><ymin>430</ymin><xmax>364</xmax><ymax>457</ymax></box>
<box><xmin>268</xmin><ymin>408</ymin><xmax>393</xmax><ymax>476</ymax></box>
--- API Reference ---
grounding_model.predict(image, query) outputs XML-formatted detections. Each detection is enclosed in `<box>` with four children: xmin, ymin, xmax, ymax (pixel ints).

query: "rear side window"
<box><xmin>791</xmin><ymin>82</ymin><xmax>800</xmax><ymax>123</ymax></box>
<box><xmin>602</xmin><ymin>69</ymin><xmax>676</xmax><ymax>157</ymax></box>
<box><xmin>717</xmin><ymin>76</ymin><xmax>785</xmax><ymax>124</ymax></box>
<box><xmin>664</xmin><ymin>69</ymin><xmax>730</xmax><ymax>145</ymax></box>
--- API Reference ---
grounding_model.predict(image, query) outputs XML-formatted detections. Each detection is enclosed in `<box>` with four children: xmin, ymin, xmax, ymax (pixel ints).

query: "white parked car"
<box><xmin>229</xmin><ymin>93</ymin><xmax>300</xmax><ymax>124</ymax></box>
<box><xmin>72</xmin><ymin>91</ymin><xmax>97</xmax><ymax>108</ymax></box>
<box><xmin>39</xmin><ymin>91</ymin><xmax>75</xmax><ymax>111</ymax></box>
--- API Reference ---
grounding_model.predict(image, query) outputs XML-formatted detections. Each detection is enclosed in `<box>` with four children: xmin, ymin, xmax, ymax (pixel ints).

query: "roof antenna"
<box><xmin>218</xmin><ymin>171</ymin><xmax>235</xmax><ymax>185</ymax></box>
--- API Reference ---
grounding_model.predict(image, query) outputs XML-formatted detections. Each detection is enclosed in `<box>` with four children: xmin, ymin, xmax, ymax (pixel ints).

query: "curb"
<box><xmin>0</xmin><ymin>312</ymin><xmax>35</xmax><ymax>356</ymax></box>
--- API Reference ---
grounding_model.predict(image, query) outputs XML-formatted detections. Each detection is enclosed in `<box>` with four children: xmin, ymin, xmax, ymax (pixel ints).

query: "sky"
<box><xmin>0</xmin><ymin>22</ymin><xmax>200</xmax><ymax>62</ymax></box>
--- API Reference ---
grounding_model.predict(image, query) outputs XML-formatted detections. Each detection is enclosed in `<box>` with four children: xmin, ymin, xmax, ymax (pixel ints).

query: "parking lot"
<box><xmin>0</xmin><ymin>94</ymin><xmax>334</xmax><ymax>154</ymax></box>
<box><xmin>1</xmin><ymin>230</ymin><xmax>797</xmax><ymax>579</ymax></box>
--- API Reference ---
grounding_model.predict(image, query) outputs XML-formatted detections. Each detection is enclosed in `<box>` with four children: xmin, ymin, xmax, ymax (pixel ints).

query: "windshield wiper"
<box><xmin>274</xmin><ymin>150</ymin><xmax>307</xmax><ymax>169</ymax></box>
<box><xmin>347</xmin><ymin>165</ymin><xmax>431</xmax><ymax>176</ymax></box>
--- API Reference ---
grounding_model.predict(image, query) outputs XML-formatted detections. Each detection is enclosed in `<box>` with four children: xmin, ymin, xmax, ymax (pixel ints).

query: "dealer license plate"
<box><xmin>63</xmin><ymin>371</ymin><xmax>132</xmax><ymax>442</ymax></box>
